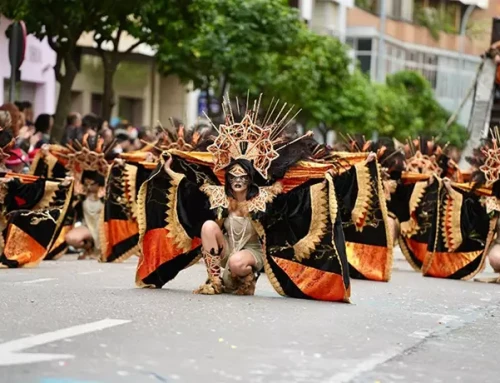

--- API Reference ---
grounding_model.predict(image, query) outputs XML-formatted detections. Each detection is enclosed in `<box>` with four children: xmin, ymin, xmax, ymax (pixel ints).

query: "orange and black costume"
<box><xmin>135</xmin><ymin>100</ymin><xmax>362</xmax><ymax>302</ymax></box>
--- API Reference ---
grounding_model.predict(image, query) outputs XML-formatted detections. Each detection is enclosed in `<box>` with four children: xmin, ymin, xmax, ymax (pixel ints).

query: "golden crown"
<box><xmin>479</xmin><ymin>128</ymin><xmax>500</xmax><ymax>186</ymax></box>
<box><xmin>53</xmin><ymin>133</ymin><xmax>112</xmax><ymax>177</ymax></box>
<box><xmin>206</xmin><ymin>95</ymin><xmax>302</xmax><ymax>179</ymax></box>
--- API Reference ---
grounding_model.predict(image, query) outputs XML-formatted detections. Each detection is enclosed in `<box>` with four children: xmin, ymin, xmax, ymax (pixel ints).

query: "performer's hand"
<box><xmin>41</xmin><ymin>144</ymin><xmax>50</xmax><ymax>156</ymax></box>
<box><xmin>114</xmin><ymin>158</ymin><xmax>125</xmax><ymax>167</ymax></box>
<box><xmin>145</xmin><ymin>152</ymin><xmax>155</xmax><ymax>162</ymax></box>
<box><xmin>61</xmin><ymin>176</ymin><xmax>74</xmax><ymax>187</ymax></box>
<box><xmin>164</xmin><ymin>156</ymin><xmax>173</xmax><ymax>173</ymax></box>
<box><xmin>366</xmin><ymin>152</ymin><xmax>377</xmax><ymax>163</ymax></box>
<box><xmin>442</xmin><ymin>177</ymin><xmax>453</xmax><ymax>192</ymax></box>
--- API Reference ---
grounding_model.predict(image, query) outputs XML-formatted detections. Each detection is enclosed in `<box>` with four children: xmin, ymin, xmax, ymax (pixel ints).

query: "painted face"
<box><xmin>229</xmin><ymin>174</ymin><xmax>249</xmax><ymax>193</ymax></box>
<box><xmin>83</xmin><ymin>178</ymin><xmax>99</xmax><ymax>193</ymax></box>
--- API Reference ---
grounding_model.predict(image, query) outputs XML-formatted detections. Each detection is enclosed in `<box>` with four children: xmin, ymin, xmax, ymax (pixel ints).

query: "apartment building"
<box><xmin>345</xmin><ymin>0</ymin><xmax>498</xmax><ymax>124</ymax></box>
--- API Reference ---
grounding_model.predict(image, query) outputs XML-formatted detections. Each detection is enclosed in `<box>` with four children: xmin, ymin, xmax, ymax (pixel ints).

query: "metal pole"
<box><xmin>9</xmin><ymin>24</ymin><xmax>19</xmax><ymax>103</ymax></box>
<box><xmin>377</xmin><ymin>0</ymin><xmax>387</xmax><ymax>83</ymax></box>
<box><xmin>457</xmin><ymin>4</ymin><xmax>475</xmax><ymax>110</ymax></box>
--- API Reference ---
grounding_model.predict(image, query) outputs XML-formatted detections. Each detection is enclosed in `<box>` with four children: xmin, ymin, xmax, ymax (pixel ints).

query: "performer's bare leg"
<box><xmin>488</xmin><ymin>244</ymin><xmax>500</xmax><ymax>273</ymax></box>
<box><xmin>226</xmin><ymin>250</ymin><xmax>258</xmax><ymax>295</ymax></box>
<box><xmin>195</xmin><ymin>220</ymin><xmax>225</xmax><ymax>295</ymax></box>
<box><xmin>65</xmin><ymin>226</ymin><xmax>95</xmax><ymax>260</ymax></box>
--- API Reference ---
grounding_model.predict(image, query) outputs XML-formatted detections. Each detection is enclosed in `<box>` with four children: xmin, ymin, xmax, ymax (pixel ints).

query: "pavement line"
<box><xmin>0</xmin><ymin>319</ymin><xmax>131</xmax><ymax>366</ymax></box>
<box><xmin>0</xmin><ymin>319</ymin><xmax>131</xmax><ymax>353</ymax></box>
<box><xmin>77</xmin><ymin>270</ymin><xmax>103</xmax><ymax>275</ymax></box>
<box><xmin>323</xmin><ymin>348</ymin><xmax>402</xmax><ymax>383</ymax></box>
<box><xmin>15</xmin><ymin>278</ymin><xmax>56</xmax><ymax>285</ymax></box>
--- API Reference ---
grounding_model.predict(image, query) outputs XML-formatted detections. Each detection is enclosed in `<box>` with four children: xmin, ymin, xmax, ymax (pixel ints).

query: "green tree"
<box><xmin>0</xmin><ymin>0</ymin><xmax>107</xmax><ymax>141</ymax></box>
<box><xmin>379</xmin><ymin>70</ymin><xmax>468</xmax><ymax>147</ymax></box>
<box><xmin>230</xmin><ymin>28</ymin><xmax>354</xmax><ymax>141</ymax></box>
<box><xmin>155</xmin><ymin>0</ymin><xmax>303</xmax><ymax>115</ymax></box>
<box><xmin>92</xmin><ymin>1</ymin><xmax>192</xmax><ymax>122</ymax></box>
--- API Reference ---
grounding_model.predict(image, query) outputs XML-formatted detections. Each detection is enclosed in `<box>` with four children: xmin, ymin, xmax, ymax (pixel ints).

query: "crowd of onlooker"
<box><xmin>0</xmin><ymin>100</ymin><xmax>160</xmax><ymax>174</ymax></box>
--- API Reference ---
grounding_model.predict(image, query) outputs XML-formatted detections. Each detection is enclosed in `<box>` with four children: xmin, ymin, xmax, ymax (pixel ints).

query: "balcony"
<box><xmin>347</xmin><ymin>6</ymin><xmax>489</xmax><ymax>55</ymax></box>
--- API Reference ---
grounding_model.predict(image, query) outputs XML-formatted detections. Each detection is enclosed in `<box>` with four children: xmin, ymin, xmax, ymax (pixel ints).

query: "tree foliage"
<box><xmin>382</xmin><ymin>71</ymin><xmax>468</xmax><ymax>147</ymax></box>
<box><xmin>155</xmin><ymin>0</ymin><xmax>302</xmax><ymax>111</ymax></box>
<box><xmin>91</xmin><ymin>1</ymin><xmax>189</xmax><ymax>122</ymax></box>
<box><xmin>0</xmin><ymin>0</ymin><xmax>106</xmax><ymax>141</ymax></box>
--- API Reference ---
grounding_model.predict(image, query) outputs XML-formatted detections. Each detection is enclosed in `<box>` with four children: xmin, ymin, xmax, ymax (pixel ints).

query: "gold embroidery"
<box><xmin>326</xmin><ymin>172</ymin><xmax>350</xmax><ymax>302</ymax></box>
<box><xmin>375</xmin><ymin>161</ymin><xmax>394</xmax><ymax>281</ymax></box>
<box><xmin>398</xmin><ymin>236</ymin><xmax>422</xmax><ymax>272</ymax></box>
<box><xmin>124</xmin><ymin>164</ymin><xmax>138</xmax><ymax>220</ymax></box>
<box><xmin>20</xmin><ymin>209</ymin><xmax>58</xmax><ymax>225</ymax></box>
<box><xmin>165</xmin><ymin>169</ymin><xmax>192</xmax><ymax>253</ymax></box>
<box><xmin>200</xmin><ymin>185</ymin><xmax>229</xmax><ymax>210</ymax></box>
<box><xmin>0</xmin><ymin>182</ymin><xmax>8</xmax><ymax>205</ymax></box>
<box><xmin>484</xmin><ymin>196</ymin><xmax>500</xmax><ymax>214</ymax></box>
<box><xmin>400</xmin><ymin>181</ymin><xmax>427</xmax><ymax>237</ymax></box>
<box><xmin>247</xmin><ymin>183</ymin><xmax>282</xmax><ymax>212</ymax></box>
<box><xmin>200</xmin><ymin>183</ymin><xmax>282</xmax><ymax>213</ymax></box>
<box><xmin>293</xmin><ymin>182</ymin><xmax>328</xmax><ymax>262</ymax></box>
<box><xmin>421</xmin><ymin>181</ymin><xmax>443</xmax><ymax>276</ymax></box>
<box><xmin>45</xmin><ymin>153</ymin><xmax>59</xmax><ymax>178</ymax></box>
<box><xmin>33</xmin><ymin>181</ymin><xmax>59</xmax><ymax>210</ymax></box>
<box><xmin>254</xmin><ymin>219</ymin><xmax>286</xmax><ymax>297</ymax></box>
<box><xmin>406</xmin><ymin>151</ymin><xmax>441</xmax><ymax>176</ymax></box>
<box><xmin>466</xmin><ymin>216</ymin><xmax>499</xmax><ymax>280</ymax></box>
<box><xmin>441</xmin><ymin>188</ymin><xmax>463</xmax><ymax>252</ymax></box>
<box><xmin>135</xmin><ymin>176</ymin><xmax>151</xmax><ymax>288</ymax></box>
<box><xmin>351</xmin><ymin>162</ymin><xmax>373</xmax><ymax>231</ymax></box>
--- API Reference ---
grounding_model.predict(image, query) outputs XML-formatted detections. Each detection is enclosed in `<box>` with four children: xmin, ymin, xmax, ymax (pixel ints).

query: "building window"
<box><xmin>392</xmin><ymin>0</ymin><xmax>402</xmax><ymax>19</ymax></box>
<box><xmin>357</xmin><ymin>55</ymin><xmax>372</xmax><ymax>73</ymax></box>
<box><xmin>358</xmin><ymin>38</ymin><xmax>372</xmax><ymax>52</ymax></box>
<box><xmin>349</xmin><ymin>37</ymin><xmax>373</xmax><ymax>75</ymax></box>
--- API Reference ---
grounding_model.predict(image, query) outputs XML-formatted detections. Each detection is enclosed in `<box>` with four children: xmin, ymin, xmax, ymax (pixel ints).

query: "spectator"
<box><xmin>0</xmin><ymin>103</ymin><xmax>22</xmax><ymax>137</ymax></box>
<box><xmin>81</xmin><ymin>113</ymin><xmax>100</xmax><ymax>137</ymax></box>
<box><xmin>32</xmin><ymin>113</ymin><xmax>54</xmax><ymax>149</ymax></box>
<box><xmin>5</xmin><ymin>147</ymin><xmax>28</xmax><ymax>174</ymax></box>
<box><xmin>112</xmin><ymin>129</ymin><xmax>132</xmax><ymax>154</ymax></box>
<box><xmin>22</xmin><ymin>101</ymin><xmax>34</xmax><ymax>126</ymax></box>
<box><xmin>61</xmin><ymin>112</ymin><xmax>82</xmax><ymax>145</ymax></box>
<box><xmin>0</xmin><ymin>110</ymin><xmax>12</xmax><ymax>131</ymax></box>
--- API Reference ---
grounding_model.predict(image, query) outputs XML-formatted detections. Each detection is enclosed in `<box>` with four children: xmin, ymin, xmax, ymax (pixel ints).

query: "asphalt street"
<box><xmin>0</xmin><ymin>250</ymin><xmax>499</xmax><ymax>383</ymax></box>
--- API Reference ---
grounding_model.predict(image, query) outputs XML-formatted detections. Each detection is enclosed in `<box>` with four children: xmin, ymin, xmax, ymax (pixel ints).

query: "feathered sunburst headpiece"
<box><xmin>157</xmin><ymin>119</ymin><xmax>210</xmax><ymax>152</ymax></box>
<box><xmin>404</xmin><ymin>137</ymin><xmax>443</xmax><ymax>175</ymax></box>
<box><xmin>52</xmin><ymin>133</ymin><xmax>114</xmax><ymax>177</ymax></box>
<box><xmin>479</xmin><ymin>127</ymin><xmax>500</xmax><ymax>186</ymax></box>
<box><xmin>206</xmin><ymin>94</ymin><xmax>303</xmax><ymax>179</ymax></box>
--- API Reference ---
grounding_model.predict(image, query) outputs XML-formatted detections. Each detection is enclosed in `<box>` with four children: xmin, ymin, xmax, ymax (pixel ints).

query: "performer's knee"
<box><xmin>228</xmin><ymin>253</ymin><xmax>252</xmax><ymax>277</ymax></box>
<box><xmin>489</xmin><ymin>253</ymin><xmax>500</xmax><ymax>273</ymax></box>
<box><xmin>488</xmin><ymin>244</ymin><xmax>500</xmax><ymax>272</ymax></box>
<box><xmin>201</xmin><ymin>220</ymin><xmax>220</xmax><ymax>237</ymax></box>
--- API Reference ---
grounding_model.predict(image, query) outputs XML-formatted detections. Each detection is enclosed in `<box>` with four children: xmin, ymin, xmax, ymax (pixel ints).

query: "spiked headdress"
<box><xmin>205</xmin><ymin>95</ymin><xmax>303</xmax><ymax>179</ymax></box>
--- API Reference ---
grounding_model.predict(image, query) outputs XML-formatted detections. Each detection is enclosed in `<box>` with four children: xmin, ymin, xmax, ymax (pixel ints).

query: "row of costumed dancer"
<box><xmin>1</xmin><ymin>96</ymin><xmax>500</xmax><ymax>302</ymax></box>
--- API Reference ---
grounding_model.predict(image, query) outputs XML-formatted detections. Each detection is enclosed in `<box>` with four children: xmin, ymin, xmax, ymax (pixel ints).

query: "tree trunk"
<box><xmin>101</xmin><ymin>53</ymin><xmax>119</xmax><ymax>123</ymax></box>
<box><xmin>52</xmin><ymin>55</ymin><xmax>78</xmax><ymax>143</ymax></box>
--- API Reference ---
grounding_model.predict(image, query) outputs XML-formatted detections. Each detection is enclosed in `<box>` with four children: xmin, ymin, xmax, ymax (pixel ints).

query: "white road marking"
<box><xmin>0</xmin><ymin>318</ymin><xmax>131</xmax><ymax>366</ymax></box>
<box><xmin>323</xmin><ymin>348</ymin><xmax>402</xmax><ymax>383</ymax></box>
<box><xmin>77</xmin><ymin>270</ymin><xmax>103</xmax><ymax>275</ymax></box>
<box><xmin>14</xmin><ymin>278</ymin><xmax>56</xmax><ymax>285</ymax></box>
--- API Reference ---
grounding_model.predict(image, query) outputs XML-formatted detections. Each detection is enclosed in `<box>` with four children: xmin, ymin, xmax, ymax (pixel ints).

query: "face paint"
<box><xmin>229</xmin><ymin>174</ymin><xmax>249</xmax><ymax>192</ymax></box>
